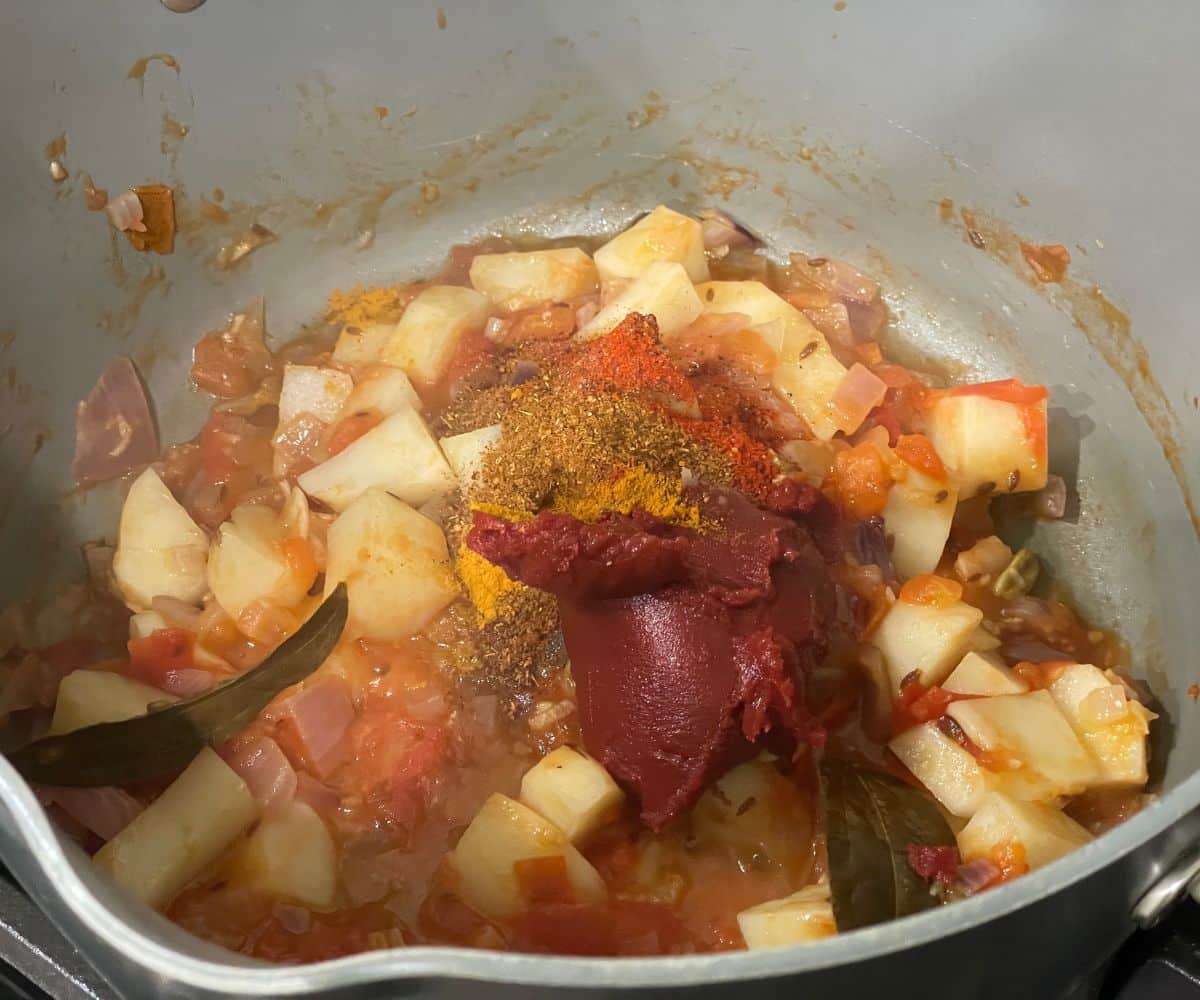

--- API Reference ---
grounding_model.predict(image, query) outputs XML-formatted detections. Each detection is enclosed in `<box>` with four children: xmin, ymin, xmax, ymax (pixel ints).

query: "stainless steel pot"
<box><xmin>1</xmin><ymin>1</ymin><xmax>1198</xmax><ymax>996</ymax></box>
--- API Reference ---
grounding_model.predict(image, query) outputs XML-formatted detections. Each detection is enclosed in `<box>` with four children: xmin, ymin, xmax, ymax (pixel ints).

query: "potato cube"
<box><xmin>957</xmin><ymin>793</ymin><xmax>1091</xmax><ymax>871</ymax></box>
<box><xmin>882</xmin><ymin>466</ymin><xmax>959</xmax><ymax>579</ymax></box>
<box><xmin>449</xmin><ymin>793</ymin><xmax>607</xmax><ymax>919</ymax></box>
<box><xmin>381</xmin><ymin>285</ymin><xmax>489</xmax><ymax>387</ymax></box>
<box><xmin>226</xmin><ymin>801</ymin><xmax>337</xmax><ymax>908</ymax></box>
<box><xmin>519</xmin><ymin>747</ymin><xmax>624</xmax><ymax>844</ymax></box>
<box><xmin>943</xmin><ymin>651</ymin><xmax>1030</xmax><ymax>697</ymax></box>
<box><xmin>469</xmin><ymin>248</ymin><xmax>599</xmax><ymax>313</ymax></box>
<box><xmin>439</xmin><ymin>425</ymin><xmax>502</xmax><ymax>487</ymax></box>
<box><xmin>947</xmin><ymin>691</ymin><xmax>1101</xmax><ymax>801</ymax></box>
<box><xmin>112</xmin><ymin>468</ymin><xmax>209</xmax><ymax>612</ymax></box>
<box><xmin>277</xmin><ymin>364</ymin><xmax>353</xmax><ymax>427</ymax></box>
<box><xmin>926</xmin><ymin>387</ymin><xmax>1048</xmax><ymax>497</ymax></box>
<box><xmin>332</xmin><ymin>323</ymin><xmax>396</xmax><ymax>369</ymax></box>
<box><xmin>594</xmin><ymin>205</ymin><xmax>709</xmax><ymax>285</ymax></box>
<box><xmin>207</xmin><ymin>504</ymin><xmax>313</xmax><ymax>627</ymax></box>
<box><xmin>889</xmin><ymin>722</ymin><xmax>993</xmax><ymax>817</ymax></box>
<box><xmin>49</xmin><ymin>670</ymin><xmax>176</xmax><ymax>735</ymax></box>
<box><xmin>1048</xmin><ymin>663</ymin><xmax>1150</xmax><ymax>787</ymax></box>
<box><xmin>737</xmin><ymin>883</ymin><xmax>837</xmax><ymax>949</ymax></box>
<box><xmin>578</xmin><ymin>261</ymin><xmax>702</xmax><ymax>341</ymax></box>
<box><xmin>339</xmin><ymin>365</ymin><xmax>423</xmax><ymax>418</ymax></box>
<box><xmin>128</xmin><ymin>610</ymin><xmax>168</xmax><ymax>640</ymax></box>
<box><xmin>94</xmin><ymin>748</ymin><xmax>255</xmax><ymax>910</ymax></box>
<box><xmin>873</xmin><ymin>598</ymin><xmax>983</xmax><ymax>691</ymax></box>
<box><xmin>324</xmin><ymin>489</ymin><xmax>459</xmax><ymax>641</ymax></box>
<box><xmin>298</xmin><ymin>405</ymin><xmax>456</xmax><ymax>512</ymax></box>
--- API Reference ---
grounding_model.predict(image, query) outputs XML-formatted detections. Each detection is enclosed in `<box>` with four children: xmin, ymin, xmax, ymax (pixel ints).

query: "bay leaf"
<box><xmin>821</xmin><ymin>759</ymin><xmax>955</xmax><ymax>931</ymax></box>
<box><xmin>7</xmin><ymin>584</ymin><xmax>347</xmax><ymax>787</ymax></box>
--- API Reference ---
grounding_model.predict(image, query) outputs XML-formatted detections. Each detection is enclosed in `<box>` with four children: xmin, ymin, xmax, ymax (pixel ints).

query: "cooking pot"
<box><xmin>1</xmin><ymin>1</ymin><xmax>1198</xmax><ymax>996</ymax></box>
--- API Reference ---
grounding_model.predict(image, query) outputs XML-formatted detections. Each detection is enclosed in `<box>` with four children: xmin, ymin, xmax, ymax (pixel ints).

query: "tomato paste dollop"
<box><xmin>467</xmin><ymin>481</ymin><xmax>839</xmax><ymax>829</ymax></box>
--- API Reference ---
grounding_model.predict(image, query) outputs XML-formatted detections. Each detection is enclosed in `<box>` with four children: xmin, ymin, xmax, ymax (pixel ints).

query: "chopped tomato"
<box><xmin>894</xmin><ymin>434</ymin><xmax>947</xmax><ymax>481</ymax></box>
<box><xmin>326</xmin><ymin>409</ymin><xmax>384</xmax><ymax>456</ymax></box>
<box><xmin>514</xmin><ymin>855</ymin><xmax>575</xmax><ymax>905</ymax></box>
<box><xmin>892</xmin><ymin>678</ymin><xmax>958</xmax><ymax>733</ymax></box>
<box><xmin>941</xmin><ymin>378</ymin><xmax>1048</xmax><ymax>407</ymax></box>
<box><xmin>1011</xmin><ymin>660</ymin><xmax>1074</xmax><ymax>690</ymax></box>
<box><xmin>198</xmin><ymin>410</ymin><xmax>244</xmax><ymax>485</ymax></box>
<box><xmin>514</xmin><ymin>901</ymin><xmax>686</xmax><ymax>957</ymax></box>
<box><xmin>907</xmin><ymin>844</ymin><xmax>959</xmax><ymax>885</ymax></box>
<box><xmin>827</xmin><ymin>440</ymin><xmax>892</xmax><ymax>519</ymax></box>
<box><xmin>898</xmin><ymin>573</ymin><xmax>963</xmax><ymax>607</ymax></box>
<box><xmin>127</xmin><ymin>628</ymin><xmax>195</xmax><ymax>685</ymax></box>
<box><xmin>988</xmin><ymin>841</ymin><xmax>1030</xmax><ymax>883</ymax></box>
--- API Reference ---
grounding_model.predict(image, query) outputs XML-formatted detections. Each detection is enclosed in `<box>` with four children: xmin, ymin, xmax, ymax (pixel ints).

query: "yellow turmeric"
<box><xmin>456</xmin><ymin>545</ymin><xmax>520</xmax><ymax>625</ymax></box>
<box><xmin>326</xmin><ymin>284</ymin><xmax>414</xmax><ymax>328</ymax></box>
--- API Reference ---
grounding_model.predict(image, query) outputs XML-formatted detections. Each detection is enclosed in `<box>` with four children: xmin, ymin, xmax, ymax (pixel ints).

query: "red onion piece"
<box><xmin>957</xmin><ymin>858</ymin><xmax>1002</xmax><ymax>895</ymax></box>
<box><xmin>223</xmin><ymin>736</ymin><xmax>297</xmax><ymax>815</ymax></box>
<box><xmin>798</xmin><ymin>255</ymin><xmax>881</xmax><ymax>305</ymax></box>
<box><xmin>832</xmin><ymin>363</ymin><xmax>888</xmax><ymax>434</ymax></box>
<box><xmin>295</xmin><ymin>772</ymin><xmax>341</xmax><ymax>814</ymax></box>
<box><xmin>72</xmin><ymin>357</ymin><xmax>159</xmax><ymax>488</ymax></box>
<box><xmin>699</xmin><ymin>209</ymin><xmax>761</xmax><ymax>252</ymax></box>
<box><xmin>42</xmin><ymin>785</ymin><xmax>143</xmax><ymax>841</ymax></box>
<box><xmin>272</xmin><ymin>902</ymin><xmax>311</xmax><ymax>934</ymax></box>
<box><xmin>105</xmin><ymin>191</ymin><xmax>148</xmax><ymax>233</ymax></box>
<box><xmin>1028</xmin><ymin>474</ymin><xmax>1067</xmax><ymax>519</ymax></box>
<box><xmin>154</xmin><ymin>668</ymin><xmax>216</xmax><ymax>697</ymax></box>
<box><xmin>275</xmin><ymin>677</ymin><xmax>355</xmax><ymax>778</ymax></box>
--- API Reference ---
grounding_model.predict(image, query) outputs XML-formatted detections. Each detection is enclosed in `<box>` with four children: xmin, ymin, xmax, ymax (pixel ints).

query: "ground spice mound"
<box><xmin>326</xmin><ymin>284</ymin><xmax>421</xmax><ymax>328</ymax></box>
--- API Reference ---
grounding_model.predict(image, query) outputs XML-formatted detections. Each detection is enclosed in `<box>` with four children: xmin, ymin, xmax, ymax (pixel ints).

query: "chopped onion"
<box><xmin>295</xmin><ymin>772</ymin><xmax>341</xmax><ymax>814</ymax></box>
<box><xmin>699</xmin><ymin>209</ymin><xmax>762</xmax><ymax>251</ymax></box>
<box><xmin>1080</xmin><ymin>685</ymin><xmax>1129</xmax><ymax>728</ymax></box>
<box><xmin>274</xmin><ymin>677</ymin><xmax>355</xmax><ymax>778</ymax></box>
<box><xmin>223</xmin><ymin>736</ymin><xmax>297</xmax><ymax>815</ymax></box>
<box><xmin>216</xmin><ymin>223</ymin><xmax>276</xmax><ymax>270</ymax></box>
<box><xmin>105</xmin><ymin>190</ymin><xmax>148</xmax><ymax>233</ymax></box>
<box><xmin>42</xmin><ymin>786</ymin><xmax>143</xmax><ymax>841</ymax></box>
<box><xmin>72</xmin><ymin>357</ymin><xmax>159</xmax><ymax>488</ymax></box>
<box><xmin>802</xmin><ymin>302</ymin><xmax>855</xmax><ymax>351</ymax></box>
<box><xmin>1028</xmin><ymin>474</ymin><xmax>1068</xmax><ymax>519</ymax></box>
<box><xmin>796</xmin><ymin>254</ymin><xmax>880</xmax><ymax>305</ymax></box>
<box><xmin>957</xmin><ymin>858</ymin><xmax>1001</xmax><ymax>895</ymax></box>
<box><xmin>831</xmin><ymin>363</ymin><xmax>887</xmax><ymax>434</ymax></box>
<box><xmin>273</xmin><ymin>902</ymin><xmax>311</xmax><ymax>934</ymax></box>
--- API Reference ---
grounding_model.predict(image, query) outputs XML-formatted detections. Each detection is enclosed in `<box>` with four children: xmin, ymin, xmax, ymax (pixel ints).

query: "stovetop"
<box><xmin>3</xmin><ymin>868</ymin><xmax>1199</xmax><ymax>1000</ymax></box>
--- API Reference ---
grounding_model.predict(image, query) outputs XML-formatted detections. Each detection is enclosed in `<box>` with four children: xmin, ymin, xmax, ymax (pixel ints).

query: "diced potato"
<box><xmin>277</xmin><ymin>364</ymin><xmax>353</xmax><ymax>427</ymax></box>
<box><xmin>380</xmin><ymin>285</ymin><xmax>489</xmax><ymax>387</ymax></box>
<box><xmin>1048</xmin><ymin>664</ymin><xmax>1150</xmax><ymax>787</ymax></box>
<box><xmin>226</xmin><ymin>801</ymin><xmax>337</xmax><ymax>908</ymax></box>
<box><xmin>593</xmin><ymin>205</ymin><xmax>709</xmax><ymax>285</ymax></box>
<box><xmin>129</xmin><ymin>610</ymin><xmax>168</xmax><ymax>640</ymax></box>
<box><xmin>519</xmin><ymin>746</ymin><xmax>624</xmax><ymax>844</ymax></box>
<box><xmin>889</xmin><ymin>722</ymin><xmax>993</xmax><ymax>817</ymax></box>
<box><xmin>339</xmin><ymin>366</ymin><xmax>423</xmax><ymax>419</ymax></box>
<box><xmin>207</xmin><ymin>503</ymin><xmax>313</xmax><ymax>628</ymax></box>
<box><xmin>957</xmin><ymin>793</ymin><xmax>1092</xmax><ymax>871</ymax></box>
<box><xmin>112</xmin><ymin>468</ymin><xmax>209</xmax><ymax>612</ymax></box>
<box><xmin>771</xmin><ymin>347</ymin><xmax>848</xmax><ymax>442</ymax></box>
<box><xmin>926</xmin><ymin>389</ymin><xmax>1048</xmax><ymax>497</ymax></box>
<box><xmin>469</xmin><ymin>248</ymin><xmax>599</xmax><ymax>313</ymax></box>
<box><xmin>737</xmin><ymin>883</ymin><xmax>837</xmax><ymax>949</ymax></box>
<box><xmin>324</xmin><ymin>489</ymin><xmax>459</xmax><ymax>641</ymax></box>
<box><xmin>440</xmin><ymin>425</ymin><xmax>502</xmax><ymax>487</ymax></box>
<box><xmin>692</xmin><ymin>280</ymin><xmax>812</xmax><ymax>355</ymax></box>
<box><xmin>967</xmin><ymin>625</ymin><xmax>1003</xmax><ymax>653</ymax></box>
<box><xmin>578</xmin><ymin>261</ymin><xmax>702</xmax><ymax>341</ymax></box>
<box><xmin>873</xmin><ymin>598</ymin><xmax>984</xmax><ymax>691</ymax></box>
<box><xmin>332</xmin><ymin>323</ymin><xmax>396</xmax><ymax>369</ymax></box>
<box><xmin>947</xmin><ymin>691</ymin><xmax>1101</xmax><ymax>801</ymax></box>
<box><xmin>298</xmin><ymin>405</ymin><xmax>457</xmax><ymax>512</ymax></box>
<box><xmin>48</xmin><ymin>670</ymin><xmax>176</xmax><ymax>735</ymax></box>
<box><xmin>943</xmin><ymin>651</ymin><xmax>1030</xmax><ymax>697</ymax></box>
<box><xmin>94</xmin><ymin>748</ymin><xmax>256</xmax><ymax>910</ymax></box>
<box><xmin>882</xmin><ymin>466</ymin><xmax>958</xmax><ymax>579</ymax></box>
<box><xmin>449</xmin><ymin>793</ymin><xmax>607</xmax><ymax>919</ymax></box>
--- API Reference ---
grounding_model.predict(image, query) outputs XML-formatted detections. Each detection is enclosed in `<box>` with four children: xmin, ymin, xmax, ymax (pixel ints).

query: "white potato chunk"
<box><xmin>332</xmin><ymin>323</ymin><xmax>396</xmax><ymax>369</ymax></box>
<box><xmin>128</xmin><ymin>610</ymin><xmax>168</xmax><ymax>640</ymax></box>
<box><xmin>94</xmin><ymin>748</ymin><xmax>255</xmax><ymax>910</ymax></box>
<box><xmin>692</xmin><ymin>279</ymin><xmax>811</xmax><ymax>355</ymax></box>
<box><xmin>277</xmin><ymin>364</ymin><xmax>353</xmax><ymax>427</ymax></box>
<box><xmin>593</xmin><ymin>205</ymin><xmax>710</xmax><ymax>285</ymax></box>
<box><xmin>439</xmin><ymin>425</ymin><xmax>502</xmax><ymax>487</ymax></box>
<box><xmin>947</xmin><ymin>691</ymin><xmax>1101</xmax><ymax>801</ymax></box>
<box><xmin>324</xmin><ymin>489</ymin><xmax>459</xmax><ymax>641</ymax></box>
<box><xmin>380</xmin><ymin>285</ymin><xmax>489</xmax><ymax>387</ymax></box>
<box><xmin>926</xmin><ymin>388</ymin><xmax>1048</xmax><ymax>497</ymax></box>
<box><xmin>737</xmin><ymin>883</ymin><xmax>836</xmax><ymax>949</ymax></box>
<box><xmin>771</xmin><ymin>347</ymin><xmax>849</xmax><ymax>443</ymax></box>
<box><xmin>298</xmin><ymin>405</ymin><xmax>456</xmax><ymax>512</ymax></box>
<box><xmin>207</xmin><ymin>503</ymin><xmax>313</xmax><ymax>628</ymax></box>
<box><xmin>449</xmin><ymin>793</ymin><xmax>607</xmax><ymax>919</ymax></box>
<box><xmin>49</xmin><ymin>670</ymin><xmax>175</xmax><ymax>735</ymax></box>
<box><xmin>957</xmin><ymin>793</ymin><xmax>1092</xmax><ymax>871</ymax></box>
<box><xmin>112</xmin><ymin>468</ymin><xmax>209</xmax><ymax>612</ymax></box>
<box><xmin>340</xmin><ymin>366</ymin><xmax>424</xmax><ymax>421</ymax></box>
<box><xmin>469</xmin><ymin>248</ymin><xmax>599</xmax><ymax>313</ymax></box>
<box><xmin>873</xmin><ymin>598</ymin><xmax>984</xmax><ymax>691</ymax></box>
<box><xmin>883</xmin><ymin>466</ymin><xmax>958</xmax><ymax>580</ymax></box>
<box><xmin>226</xmin><ymin>801</ymin><xmax>337</xmax><ymax>908</ymax></box>
<box><xmin>578</xmin><ymin>260</ymin><xmax>702</xmax><ymax>341</ymax></box>
<box><xmin>1048</xmin><ymin>664</ymin><xmax>1151</xmax><ymax>787</ymax></box>
<box><xmin>943</xmin><ymin>652</ymin><xmax>1030</xmax><ymax>697</ymax></box>
<box><xmin>889</xmin><ymin>722</ymin><xmax>993</xmax><ymax>817</ymax></box>
<box><xmin>520</xmin><ymin>746</ymin><xmax>624</xmax><ymax>844</ymax></box>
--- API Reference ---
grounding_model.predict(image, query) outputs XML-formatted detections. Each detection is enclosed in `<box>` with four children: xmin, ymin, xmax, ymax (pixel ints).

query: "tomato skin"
<box><xmin>326</xmin><ymin>409</ymin><xmax>384</xmax><ymax>456</ymax></box>
<box><xmin>942</xmin><ymin>378</ymin><xmax>1048</xmax><ymax>407</ymax></box>
<box><xmin>892</xmin><ymin>683</ymin><xmax>957</xmax><ymax>734</ymax></box>
<box><xmin>127</xmin><ymin>628</ymin><xmax>195</xmax><ymax>686</ymax></box>
<box><xmin>894</xmin><ymin>434</ymin><xmax>947</xmax><ymax>481</ymax></box>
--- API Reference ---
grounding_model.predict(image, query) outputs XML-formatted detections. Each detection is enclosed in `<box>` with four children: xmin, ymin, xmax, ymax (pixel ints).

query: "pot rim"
<box><xmin>1</xmin><ymin>756</ymin><xmax>1196</xmax><ymax>994</ymax></box>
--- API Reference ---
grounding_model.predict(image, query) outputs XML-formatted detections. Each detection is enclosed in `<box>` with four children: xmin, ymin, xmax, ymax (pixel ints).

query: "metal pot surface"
<box><xmin>1</xmin><ymin>1</ymin><xmax>1198</xmax><ymax>996</ymax></box>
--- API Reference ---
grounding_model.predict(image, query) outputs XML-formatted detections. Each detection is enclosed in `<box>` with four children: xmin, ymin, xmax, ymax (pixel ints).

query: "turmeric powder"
<box><xmin>326</xmin><ymin>284</ymin><xmax>420</xmax><ymax>328</ymax></box>
<box><xmin>456</xmin><ymin>545</ymin><xmax>521</xmax><ymax>625</ymax></box>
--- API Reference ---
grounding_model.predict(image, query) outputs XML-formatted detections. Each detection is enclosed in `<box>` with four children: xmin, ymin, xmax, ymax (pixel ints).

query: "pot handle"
<box><xmin>1133</xmin><ymin>842</ymin><xmax>1200</xmax><ymax>930</ymax></box>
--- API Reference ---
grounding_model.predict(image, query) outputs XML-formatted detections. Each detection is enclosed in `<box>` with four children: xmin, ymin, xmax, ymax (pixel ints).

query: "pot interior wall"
<box><xmin>1</xmin><ymin>0</ymin><xmax>1197</xmax><ymax>830</ymax></box>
